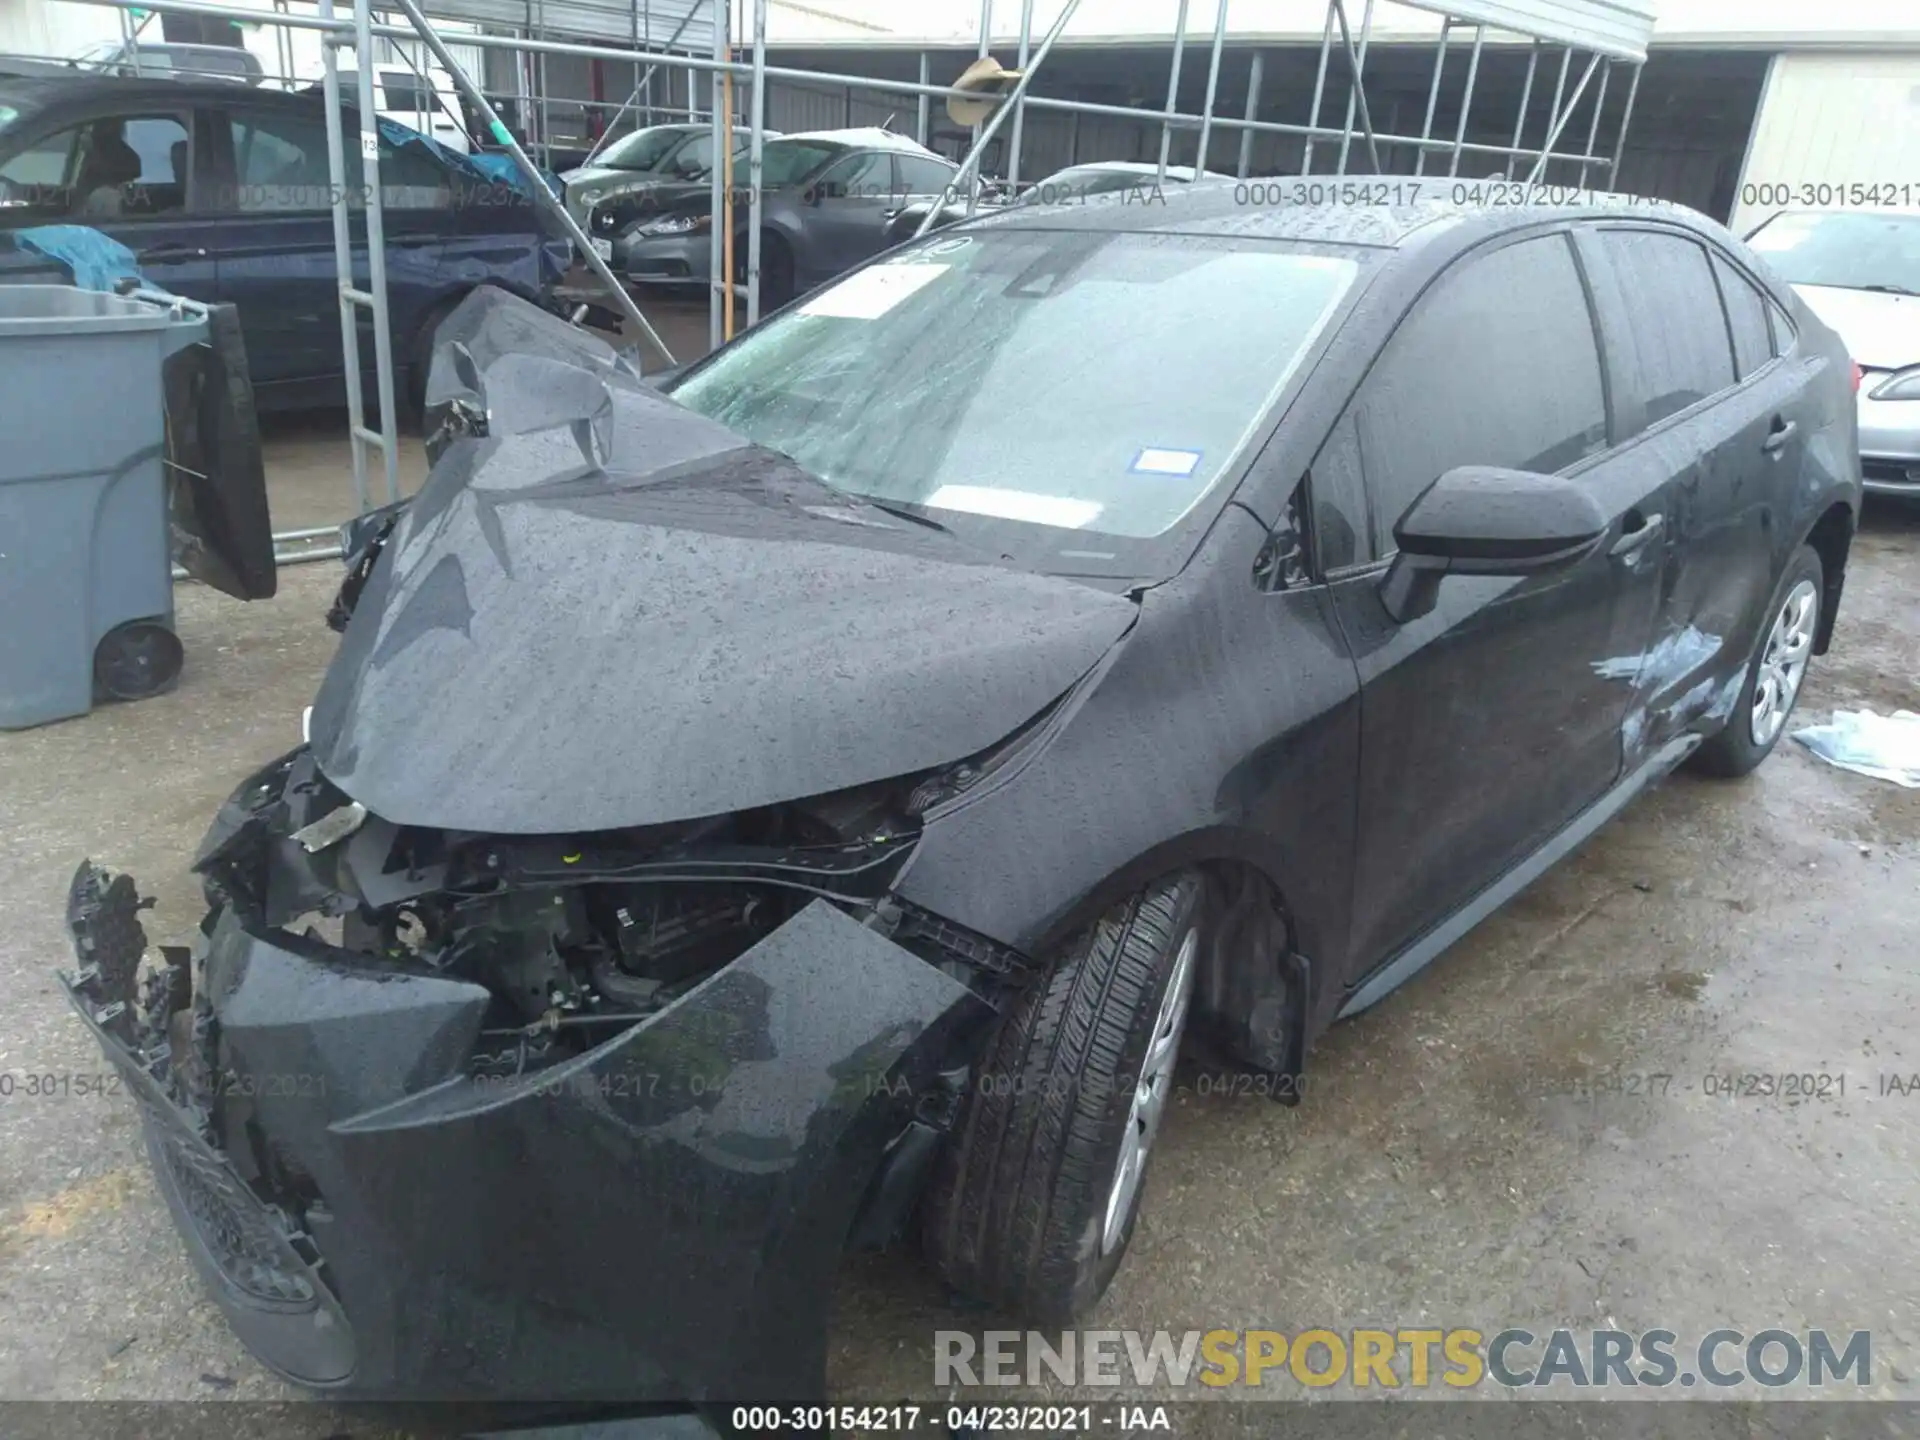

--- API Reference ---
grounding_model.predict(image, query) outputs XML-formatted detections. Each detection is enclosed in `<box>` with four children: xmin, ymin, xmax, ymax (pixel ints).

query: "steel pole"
<box><xmin>316</xmin><ymin>0</ymin><xmax>368</xmax><ymax>516</ymax></box>
<box><xmin>747</xmin><ymin>0</ymin><xmax>768</xmax><ymax>324</ymax></box>
<box><xmin>966</xmin><ymin>0</ymin><xmax>990</xmax><ymax>215</ymax></box>
<box><xmin>915</xmin><ymin>0</ymin><xmax>1089</xmax><ymax>239</ymax></box>
<box><xmin>1413</xmin><ymin>16</ymin><xmax>1449</xmax><ymax>176</ymax></box>
<box><xmin>1302</xmin><ymin>1</ymin><xmax>1335</xmax><ymax>172</ymax></box>
<box><xmin>1607</xmin><ymin>60</ymin><xmax>1644</xmax><ymax>188</ymax></box>
<box><xmin>1583</xmin><ymin>58</ymin><xmax>1612</xmax><ymax>182</ymax></box>
<box><xmin>1543</xmin><ymin>45</ymin><xmax>1570</xmax><ymax>184</ymax></box>
<box><xmin>384</xmin><ymin>0</ymin><xmax>675</xmax><ymax>365</ymax></box>
<box><xmin>1525</xmin><ymin>52</ymin><xmax>1601</xmax><ymax>185</ymax></box>
<box><xmin>351</xmin><ymin>0</ymin><xmax>399</xmax><ymax>504</ymax></box>
<box><xmin>1195</xmin><ymin>0</ymin><xmax>1230</xmax><ymax>177</ymax></box>
<box><xmin>1505</xmin><ymin>39</ymin><xmax>1539</xmax><ymax>180</ymax></box>
<box><xmin>916</xmin><ymin>51</ymin><xmax>930</xmax><ymax>145</ymax></box>
<box><xmin>1332</xmin><ymin>0</ymin><xmax>1380</xmax><ymax>175</ymax></box>
<box><xmin>1334</xmin><ymin>0</ymin><xmax>1375</xmax><ymax>175</ymax></box>
<box><xmin>708</xmin><ymin>4</ymin><xmax>726</xmax><ymax>351</ymax></box>
<box><xmin>1447</xmin><ymin>24</ymin><xmax>1482</xmax><ymax>178</ymax></box>
<box><xmin>1009</xmin><ymin>0</ymin><xmax>1034</xmax><ymax>188</ymax></box>
<box><xmin>1237</xmin><ymin>47</ymin><xmax>1263</xmax><ymax>178</ymax></box>
<box><xmin>1156</xmin><ymin>0</ymin><xmax>1191</xmax><ymax>183</ymax></box>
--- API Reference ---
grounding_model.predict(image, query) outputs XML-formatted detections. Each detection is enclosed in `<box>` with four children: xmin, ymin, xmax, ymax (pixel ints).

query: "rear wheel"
<box><xmin>755</xmin><ymin>232</ymin><xmax>795</xmax><ymax>312</ymax></box>
<box><xmin>1692</xmin><ymin>544</ymin><xmax>1823</xmax><ymax>778</ymax></box>
<box><xmin>922</xmin><ymin>872</ymin><xmax>1204</xmax><ymax>1322</ymax></box>
<box><xmin>93</xmin><ymin>621</ymin><xmax>183</xmax><ymax>702</ymax></box>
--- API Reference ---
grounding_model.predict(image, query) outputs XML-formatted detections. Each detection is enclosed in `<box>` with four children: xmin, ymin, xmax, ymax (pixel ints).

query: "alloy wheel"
<box><xmin>1101</xmin><ymin>927</ymin><xmax>1197</xmax><ymax>1256</ymax></box>
<box><xmin>1749</xmin><ymin>578</ymin><xmax>1818</xmax><ymax>748</ymax></box>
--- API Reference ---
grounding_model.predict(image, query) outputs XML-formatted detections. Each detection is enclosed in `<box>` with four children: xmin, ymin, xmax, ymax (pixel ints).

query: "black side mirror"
<box><xmin>1378</xmin><ymin>465</ymin><xmax>1607</xmax><ymax>624</ymax></box>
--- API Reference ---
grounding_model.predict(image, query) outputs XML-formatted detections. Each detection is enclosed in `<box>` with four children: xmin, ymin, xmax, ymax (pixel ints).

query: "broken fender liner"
<box><xmin>62</xmin><ymin>897</ymin><xmax>987</xmax><ymax>1402</ymax></box>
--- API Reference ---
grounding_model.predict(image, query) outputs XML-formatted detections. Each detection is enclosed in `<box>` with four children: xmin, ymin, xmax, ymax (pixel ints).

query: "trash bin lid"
<box><xmin>0</xmin><ymin>284</ymin><xmax>189</xmax><ymax>335</ymax></box>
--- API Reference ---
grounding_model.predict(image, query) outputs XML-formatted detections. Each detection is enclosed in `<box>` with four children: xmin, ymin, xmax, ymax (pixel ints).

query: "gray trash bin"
<box><xmin>0</xmin><ymin>285</ymin><xmax>209</xmax><ymax>729</ymax></box>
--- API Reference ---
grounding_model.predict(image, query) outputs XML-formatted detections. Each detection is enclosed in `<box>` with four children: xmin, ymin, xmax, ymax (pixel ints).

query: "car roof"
<box><xmin>781</xmin><ymin>125</ymin><xmax>941</xmax><ymax>156</ymax></box>
<box><xmin>958</xmin><ymin>180</ymin><xmax>1721</xmax><ymax>251</ymax></box>
<box><xmin>1047</xmin><ymin>161</ymin><xmax>1228</xmax><ymax>181</ymax></box>
<box><xmin>0</xmin><ymin>71</ymin><xmax>314</xmax><ymax>112</ymax></box>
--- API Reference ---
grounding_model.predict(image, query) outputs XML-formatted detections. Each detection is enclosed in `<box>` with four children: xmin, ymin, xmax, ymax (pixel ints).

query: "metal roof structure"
<box><xmin>416</xmin><ymin>0</ymin><xmax>714</xmax><ymax>51</ymax></box>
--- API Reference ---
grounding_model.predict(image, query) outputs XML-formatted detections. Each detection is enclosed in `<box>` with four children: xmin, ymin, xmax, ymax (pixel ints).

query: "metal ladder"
<box><xmin>318</xmin><ymin>0</ymin><xmax>401</xmax><ymax>515</ymax></box>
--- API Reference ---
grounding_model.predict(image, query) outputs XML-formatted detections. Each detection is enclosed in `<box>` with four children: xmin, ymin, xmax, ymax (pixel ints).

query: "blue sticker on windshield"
<box><xmin>1131</xmin><ymin>447</ymin><xmax>1202</xmax><ymax>477</ymax></box>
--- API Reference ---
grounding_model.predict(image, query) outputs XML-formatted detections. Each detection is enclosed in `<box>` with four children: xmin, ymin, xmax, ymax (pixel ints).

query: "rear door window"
<box><xmin>1711</xmin><ymin>252</ymin><xmax>1772</xmax><ymax>380</ymax></box>
<box><xmin>0</xmin><ymin>113</ymin><xmax>190</xmax><ymax>218</ymax></box>
<box><xmin>225</xmin><ymin>107</ymin><xmax>449</xmax><ymax>211</ymax></box>
<box><xmin>895</xmin><ymin>153</ymin><xmax>957</xmax><ymax>198</ymax></box>
<box><xmin>1598</xmin><ymin>229</ymin><xmax>1737</xmax><ymax>426</ymax></box>
<box><xmin>1350</xmin><ymin>232</ymin><xmax>1609</xmax><ymax>555</ymax></box>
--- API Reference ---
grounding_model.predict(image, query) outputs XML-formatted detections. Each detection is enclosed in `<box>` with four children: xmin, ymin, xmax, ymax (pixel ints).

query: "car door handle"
<box><xmin>1762</xmin><ymin>418</ymin><xmax>1798</xmax><ymax>454</ymax></box>
<box><xmin>1610</xmin><ymin>511</ymin><xmax>1664</xmax><ymax>557</ymax></box>
<box><xmin>140</xmin><ymin>244</ymin><xmax>206</xmax><ymax>261</ymax></box>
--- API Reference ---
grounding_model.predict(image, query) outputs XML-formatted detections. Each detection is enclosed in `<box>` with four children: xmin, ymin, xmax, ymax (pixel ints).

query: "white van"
<box><xmin>331</xmin><ymin>63</ymin><xmax>471</xmax><ymax>154</ymax></box>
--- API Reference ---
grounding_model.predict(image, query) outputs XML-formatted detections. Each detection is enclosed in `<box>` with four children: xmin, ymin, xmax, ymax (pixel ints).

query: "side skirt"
<box><xmin>1335</xmin><ymin>733</ymin><xmax>1703</xmax><ymax>1019</ymax></box>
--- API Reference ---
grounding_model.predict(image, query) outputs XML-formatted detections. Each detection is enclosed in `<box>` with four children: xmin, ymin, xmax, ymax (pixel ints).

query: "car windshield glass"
<box><xmin>0</xmin><ymin>105</ymin><xmax>18</xmax><ymax>134</ymax></box>
<box><xmin>600</xmin><ymin>126</ymin><xmax>686</xmax><ymax>171</ymax></box>
<box><xmin>756</xmin><ymin>140</ymin><xmax>842</xmax><ymax>188</ymax></box>
<box><xmin>668</xmin><ymin>229</ymin><xmax>1357</xmax><ymax>561</ymax></box>
<box><xmin>1748</xmin><ymin>211</ymin><xmax>1920</xmax><ymax>295</ymax></box>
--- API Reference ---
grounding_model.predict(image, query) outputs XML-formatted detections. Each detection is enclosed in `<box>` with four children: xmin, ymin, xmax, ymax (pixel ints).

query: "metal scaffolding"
<box><xmin>62</xmin><ymin>0</ymin><xmax>1650</xmax><ymax>564</ymax></box>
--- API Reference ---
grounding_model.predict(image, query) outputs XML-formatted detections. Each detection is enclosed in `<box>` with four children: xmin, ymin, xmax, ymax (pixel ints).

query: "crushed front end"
<box><xmin>60</xmin><ymin>747</ymin><xmax>1005</xmax><ymax>1403</ymax></box>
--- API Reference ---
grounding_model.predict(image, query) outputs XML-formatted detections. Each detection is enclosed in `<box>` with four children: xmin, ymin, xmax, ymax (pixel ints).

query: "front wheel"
<box><xmin>1692</xmin><ymin>543</ymin><xmax>1823</xmax><ymax>778</ymax></box>
<box><xmin>922</xmin><ymin>872</ymin><xmax>1204</xmax><ymax>1322</ymax></box>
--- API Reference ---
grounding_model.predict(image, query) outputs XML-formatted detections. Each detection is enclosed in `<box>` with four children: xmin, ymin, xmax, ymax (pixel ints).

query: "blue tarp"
<box><xmin>8</xmin><ymin>225</ymin><xmax>149</xmax><ymax>292</ymax></box>
<box><xmin>466</xmin><ymin>149</ymin><xmax>564</xmax><ymax>199</ymax></box>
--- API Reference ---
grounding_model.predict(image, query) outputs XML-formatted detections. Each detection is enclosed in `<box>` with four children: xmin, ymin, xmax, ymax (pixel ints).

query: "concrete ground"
<box><xmin>0</xmin><ymin>389</ymin><xmax>1915</xmax><ymax>1429</ymax></box>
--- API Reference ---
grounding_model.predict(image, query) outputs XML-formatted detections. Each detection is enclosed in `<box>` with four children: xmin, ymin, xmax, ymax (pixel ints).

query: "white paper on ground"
<box><xmin>1791</xmin><ymin>708</ymin><xmax>1920</xmax><ymax>788</ymax></box>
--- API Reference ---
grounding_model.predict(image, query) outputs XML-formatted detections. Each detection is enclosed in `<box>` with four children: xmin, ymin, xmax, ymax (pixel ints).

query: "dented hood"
<box><xmin>307</xmin><ymin>288</ymin><xmax>1137</xmax><ymax>834</ymax></box>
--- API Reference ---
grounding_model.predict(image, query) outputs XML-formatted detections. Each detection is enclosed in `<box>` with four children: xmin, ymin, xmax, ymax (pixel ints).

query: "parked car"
<box><xmin>59</xmin><ymin>189</ymin><xmax>1860</xmax><ymax>1408</ymax></box>
<box><xmin>559</xmin><ymin>120</ymin><xmax>780</xmax><ymax>229</ymax></box>
<box><xmin>591</xmin><ymin>126</ymin><xmax>957</xmax><ymax>304</ymax></box>
<box><xmin>70</xmin><ymin>39</ymin><xmax>264</xmax><ymax>85</ymax></box>
<box><xmin>0</xmin><ymin>74</ymin><xmax>569</xmax><ymax>411</ymax></box>
<box><xmin>884</xmin><ymin>159</ymin><xmax>1231</xmax><ymax>246</ymax></box>
<box><xmin>1747</xmin><ymin>208</ymin><xmax>1920</xmax><ymax>497</ymax></box>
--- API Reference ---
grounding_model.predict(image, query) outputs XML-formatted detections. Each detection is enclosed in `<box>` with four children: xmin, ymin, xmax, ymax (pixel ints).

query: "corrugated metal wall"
<box><xmin>1731</xmin><ymin>51</ymin><xmax>1920</xmax><ymax>233</ymax></box>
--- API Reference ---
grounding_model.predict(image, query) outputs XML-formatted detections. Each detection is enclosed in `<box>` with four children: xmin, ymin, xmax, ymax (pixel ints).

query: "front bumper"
<box><xmin>1858</xmin><ymin>392</ymin><xmax>1920</xmax><ymax>494</ymax></box>
<box><xmin>613</xmin><ymin>230</ymin><xmax>713</xmax><ymax>286</ymax></box>
<box><xmin>61</xmin><ymin>869</ymin><xmax>985</xmax><ymax>1404</ymax></box>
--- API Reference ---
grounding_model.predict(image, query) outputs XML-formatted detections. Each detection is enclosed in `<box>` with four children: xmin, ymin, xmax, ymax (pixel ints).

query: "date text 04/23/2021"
<box><xmin>727</xmin><ymin>1406</ymin><xmax>1173</xmax><ymax>1432</ymax></box>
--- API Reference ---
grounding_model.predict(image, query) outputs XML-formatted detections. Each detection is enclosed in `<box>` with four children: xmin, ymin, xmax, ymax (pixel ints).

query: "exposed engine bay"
<box><xmin>180</xmin><ymin>745</ymin><xmax>1030</xmax><ymax>1094</ymax></box>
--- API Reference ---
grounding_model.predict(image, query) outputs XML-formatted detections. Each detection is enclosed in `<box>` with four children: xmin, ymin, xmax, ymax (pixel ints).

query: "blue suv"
<box><xmin>0</xmin><ymin>73</ymin><xmax>570</xmax><ymax>411</ymax></box>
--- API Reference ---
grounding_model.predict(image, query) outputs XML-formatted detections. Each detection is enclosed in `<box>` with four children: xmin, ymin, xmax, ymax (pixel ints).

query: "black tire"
<box><xmin>1692</xmin><ymin>543</ymin><xmax>1824</xmax><ymax>778</ymax></box>
<box><xmin>756</xmin><ymin>232</ymin><xmax>795</xmax><ymax>311</ymax></box>
<box><xmin>93</xmin><ymin>620</ymin><xmax>183</xmax><ymax>702</ymax></box>
<box><xmin>923</xmin><ymin>872</ymin><xmax>1206</xmax><ymax>1322</ymax></box>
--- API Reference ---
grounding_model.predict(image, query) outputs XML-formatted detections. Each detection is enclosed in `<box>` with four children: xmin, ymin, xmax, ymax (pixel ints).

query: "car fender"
<box><xmin>894</xmin><ymin>505</ymin><xmax>1362</xmax><ymax>1040</ymax></box>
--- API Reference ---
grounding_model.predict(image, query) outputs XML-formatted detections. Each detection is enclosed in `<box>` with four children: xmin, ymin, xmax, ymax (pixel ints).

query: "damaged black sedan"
<box><xmin>62</xmin><ymin>189</ymin><xmax>1861</xmax><ymax>1407</ymax></box>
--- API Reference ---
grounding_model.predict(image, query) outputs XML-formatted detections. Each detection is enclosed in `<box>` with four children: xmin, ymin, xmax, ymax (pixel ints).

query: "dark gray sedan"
<box><xmin>590</xmin><ymin>127</ymin><xmax>956</xmax><ymax>304</ymax></box>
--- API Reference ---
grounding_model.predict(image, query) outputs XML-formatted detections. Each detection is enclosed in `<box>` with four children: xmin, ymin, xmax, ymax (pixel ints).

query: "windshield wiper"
<box><xmin>1858</xmin><ymin>284</ymin><xmax>1918</xmax><ymax>296</ymax></box>
<box><xmin>859</xmin><ymin>496</ymin><xmax>952</xmax><ymax>535</ymax></box>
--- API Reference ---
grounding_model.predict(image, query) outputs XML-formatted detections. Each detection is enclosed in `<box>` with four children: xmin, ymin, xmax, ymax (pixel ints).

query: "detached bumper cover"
<box><xmin>62</xmin><ymin>877</ymin><xmax>985</xmax><ymax>1403</ymax></box>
